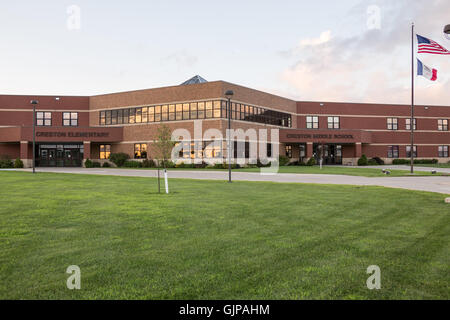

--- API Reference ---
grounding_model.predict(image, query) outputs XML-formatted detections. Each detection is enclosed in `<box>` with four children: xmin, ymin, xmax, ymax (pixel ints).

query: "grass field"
<box><xmin>0</xmin><ymin>171</ymin><xmax>448</xmax><ymax>299</ymax></box>
<box><xmin>111</xmin><ymin>165</ymin><xmax>444</xmax><ymax>177</ymax></box>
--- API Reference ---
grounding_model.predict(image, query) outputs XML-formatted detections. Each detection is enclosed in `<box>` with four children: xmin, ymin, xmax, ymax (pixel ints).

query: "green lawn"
<box><xmin>112</xmin><ymin>165</ymin><xmax>444</xmax><ymax>177</ymax></box>
<box><xmin>0</xmin><ymin>172</ymin><xmax>448</xmax><ymax>299</ymax></box>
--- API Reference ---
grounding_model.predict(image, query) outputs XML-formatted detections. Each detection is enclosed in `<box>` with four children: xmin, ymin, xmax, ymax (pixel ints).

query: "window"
<box><xmin>285</xmin><ymin>145</ymin><xmax>292</xmax><ymax>158</ymax></box>
<box><xmin>327</xmin><ymin>116</ymin><xmax>339</xmax><ymax>129</ymax></box>
<box><xmin>161</xmin><ymin>105</ymin><xmax>168</xmax><ymax>121</ymax></box>
<box><xmin>100</xmin><ymin>144</ymin><xmax>111</xmax><ymax>159</ymax></box>
<box><xmin>142</xmin><ymin>107</ymin><xmax>148</xmax><ymax>123</ymax></box>
<box><xmin>205</xmin><ymin>101</ymin><xmax>213</xmax><ymax>118</ymax></box>
<box><xmin>438</xmin><ymin>119</ymin><xmax>448</xmax><ymax>131</ymax></box>
<box><xmin>267</xmin><ymin>143</ymin><xmax>272</xmax><ymax>158</ymax></box>
<box><xmin>387</xmin><ymin>118</ymin><xmax>398</xmax><ymax>130</ymax></box>
<box><xmin>405</xmin><ymin>118</ymin><xmax>416</xmax><ymax>130</ymax></box>
<box><xmin>388</xmin><ymin>145</ymin><xmax>399</xmax><ymax>158</ymax></box>
<box><xmin>190</xmin><ymin>103</ymin><xmax>197</xmax><ymax>119</ymax></box>
<box><xmin>100</xmin><ymin>111</ymin><xmax>105</xmax><ymax>125</ymax></box>
<box><xmin>154</xmin><ymin>106</ymin><xmax>161</xmax><ymax>122</ymax></box>
<box><xmin>176</xmin><ymin>104</ymin><xmax>182</xmax><ymax>120</ymax></box>
<box><xmin>62</xmin><ymin>112</ymin><xmax>78</xmax><ymax>126</ymax></box>
<box><xmin>135</xmin><ymin>108</ymin><xmax>142</xmax><ymax>123</ymax></box>
<box><xmin>169</xmin><ymin>104</ymin><xmax>175</xmax><ymax>121</ymax></box>
<box><xmin>183</xmin><ymin>103</ymin><xmax>190</xmax><ymax>120</ymax></box>
<box><xmin>306</xmin><ymin>116</ymin><xmax>319</xmax><ymax>129</ymax></box>
<box><xmin>438</xmin><ymin>146</ymin><xmax>448</xmax><ymax>157</ymax></box>
<box><xmin>406</xmin><ymin>145</ymin><xmax>417</xmax><ymax>158</ymax></box>
<box><xmin>134</xmin><ymin>143</ymin><xmax>147</xmax><ymax>159</ymax></box>
<box><xmin>36</xmin><ymin>112</ymin><xmax>52</xmax><ymax>126</ymax></box>
<box><xmin>129</xmin><ymin>108</ymin><xmax>135</xmax><ymax>124</ymax></box>
<box><xmin>97</xmin><ymin>101</ymin><xmax>292</xmax><ymax>127</ymax></box>
<box><xmin>213</xmin><ymin>101</ymin><xmax>221</xmax><ymax>118</ymax></box>
<box><xmin>197</xmin><ymin>102</ymin><xmax>205</xmax><ymax>119</ymax></box>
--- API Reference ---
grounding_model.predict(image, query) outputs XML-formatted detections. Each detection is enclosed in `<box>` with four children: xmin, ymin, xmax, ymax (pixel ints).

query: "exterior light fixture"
<box><xmin>30</xmin><ymin>100</ymin><xmax>39</xmax><ymax>174</ymax></box>
<box><xmin>225</xmin><ymin>90</ymin><xmax>234</xmax><ymax>183</ymax></box>
<box><xmin>444</xmin><ymin>25</ymin><xmax>450</xmax><ymax>39</ymax></box>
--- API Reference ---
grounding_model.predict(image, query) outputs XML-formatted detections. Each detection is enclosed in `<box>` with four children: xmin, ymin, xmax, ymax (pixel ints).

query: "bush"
<box><xmin>257</xmin><ymin>159</ymin><xmax>271</xmax><ymax>168</ymax></box>
<box><xmin>371</xmin><ymin>157</ymin><xmax>384</xmax><ymax>165</ymax></box>
<box><xmin>161</xmin><ymin>160</ymin><xmax>176</xmax><ymax>168</ymax></box>
<box><xmin>84</xmin><ymin>159</ymin><xmax>93</xmax><ymax>168</ymax></box>
<box><xmin>278</xmin><ymin>155</ymin><xmax>290</xmax><ymax>166</ymax></box>
<box><xmin>102</xmin><ymin>162</ymin><xmax>111</xmax><ymax>167</ymax></box>
<box><xmin>367</xmin><ymin>158</ymin><xmax>378</xmax><ymax>165</ymax></box>
<box><xmin>123</xmin><ymin>160</ymin><xmax>143</xmax><ymax>168</ymax></box>
<box><xmin>306</xmin><ymin>157</ymin><xmax>316</xmax><ymax>166</ymax></box>
<box><xmin>109</xmin><ymin>153</ymin><xmax>130</xmax><ymax>167</ymax></box>
<box><xmin>357</xmin><ymin>154</ymin><xmax>368</xmax><ymax>166</ymax></box>
<box><xmin>195</xmin><ymin>161</ymin><xmax>208</xmax><ymax>168</ymax></box>
<box><xmin>92</xmin><ymin>161</ymin><xmax>101</xmax><ymax>168</ymax></box>
<box><xmin>142</xmin><ymin>159</ymin><xmax>156</xmax><ymax>168</ymax></box>
<box><xmin>0</xmin><ymin>156</ymin><xmax>13</xmax><ymax>168</ymax></box>
<box><xmin>392</xmin><ymin>158</ymin><xmax>438</xmax><ymax>165</ymax></box>
<box><xmin>14</xmin><ymin>158</ymin><xmax>24</xmax><ymax>168</ymax></box>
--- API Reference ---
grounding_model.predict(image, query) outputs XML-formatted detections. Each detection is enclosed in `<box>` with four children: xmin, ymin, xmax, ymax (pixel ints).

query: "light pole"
<box><xmin>225</xmin><ymin>90</ymin><xmax>234</xmax><ymax>183</ymax></box>
<box><xmin>30</xmin><ymin>100</ymin><xmax>39</xmax><ymax>174</ymax></box>
<box><xmin>444</xmin><ymin>24</ymin><xmax>450</xmax><ymax>39</ymax></box>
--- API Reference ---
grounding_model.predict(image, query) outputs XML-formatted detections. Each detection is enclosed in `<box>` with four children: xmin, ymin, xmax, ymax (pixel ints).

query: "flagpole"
<box><xmin>410</xmin><ymin>22</ymin><xmax>415</xmax><ymax>174</ymax></box>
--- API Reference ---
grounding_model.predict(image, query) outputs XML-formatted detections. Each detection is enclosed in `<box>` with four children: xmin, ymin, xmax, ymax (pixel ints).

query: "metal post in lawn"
<box><xmin>225</xmin><ymin>90</ymin><xmax>234</xmax><ymax>183</ymax></box>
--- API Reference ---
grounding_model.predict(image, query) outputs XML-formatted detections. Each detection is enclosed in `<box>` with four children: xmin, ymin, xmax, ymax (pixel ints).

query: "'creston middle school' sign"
<box><xmin>36</xmin><ymin>131</ymin><xmax>110</xmax><ymax>138</ymax></box>
<box><xmin>286</xmin><ymin>134</ymin><xmax>354</xmax><ymax>139</ymax></box>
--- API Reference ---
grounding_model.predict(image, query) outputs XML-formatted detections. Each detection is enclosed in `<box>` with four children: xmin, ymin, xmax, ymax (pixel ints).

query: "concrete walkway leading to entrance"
<box><xmin>9</xmin><ymin>167</ymin><xmax>450</xmax><ymax>194</ymax></box>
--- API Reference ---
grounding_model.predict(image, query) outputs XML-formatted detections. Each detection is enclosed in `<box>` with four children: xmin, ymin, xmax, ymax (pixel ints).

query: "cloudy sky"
<box><xmin>0</xmin><ymin>0</ymin><xmax>449</xmax><ymax>105</ymax></box>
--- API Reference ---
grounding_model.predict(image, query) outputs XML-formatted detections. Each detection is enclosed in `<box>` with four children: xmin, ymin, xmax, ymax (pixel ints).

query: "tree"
<box><xmin>153</xmin><ymin>124</ymin><xmax>176</xmax><ymax>193</ymax></box>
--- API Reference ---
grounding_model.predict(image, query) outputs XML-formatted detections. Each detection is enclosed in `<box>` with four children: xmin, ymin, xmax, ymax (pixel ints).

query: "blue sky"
<box><xmin>0</xmin><ymin>0</ymin><xmax>449</xmax><ymax>105</ymax></box>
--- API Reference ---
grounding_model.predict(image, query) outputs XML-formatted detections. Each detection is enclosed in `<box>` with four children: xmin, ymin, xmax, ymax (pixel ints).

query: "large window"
<box><xmin>388</xmin><ymin>145</ymin><xmax>399</xmax><ymax>158</ymax></box>
<box><xmin>63</xmin><ymin>112</ymin><xmax>78</xmax><ymax>126</ymax></box>
<box><xmin>387</xmin><ymin>118</ymin><xmax>398</xmax><ymax>130</ymax></box>
<box><xmin>438</xmin><ymin>146</ymin><xmax>448</xmax><ymax>157</ymax></box>
<box><xmin>36</xmin><ymin>112</ymin><xmax>52</xmax><ymax>126</ymax></box>
<box><xmin>134</xmin><ymin>143</ymin><xmax>147</xmax><ymax>159</ymax></box>
<box><xmin>100</xmin><ymin>144</ymin><xmax>111</xmax><ymax>159</ymax></box>
<box><xmin>406</xmin><ymin>145</ymin><xmax>417</xmax><ymax>158</ymax></box>
<box><xmin>405</xmin><ymin>118</ymin><xmax>416</xmax><ymax>130</ymax></box>
<box><xmin>306</xmin><ymin>116</ymin><xmax>319</xmax><ymax>129</ymax></box>
<box><xmin>438</xmin><ymin>119</ymin><xmax>448</xmax><ymax>131</ymax></box>
<box><xmin>99</xmin><ymin>100</ymin><xmax>292</xmax><ymax>128</ymax></box>
<box><xmin>327</xmin><ymin>116</ymin><xmax>339</xmax><ymax>129</ymax></box>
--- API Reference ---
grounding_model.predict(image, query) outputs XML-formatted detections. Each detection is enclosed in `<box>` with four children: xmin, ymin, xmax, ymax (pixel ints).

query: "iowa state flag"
<box><xmin>417</xmin><ymin>59</ymin><xmax>437</xmax><ymax>81</ymax></box>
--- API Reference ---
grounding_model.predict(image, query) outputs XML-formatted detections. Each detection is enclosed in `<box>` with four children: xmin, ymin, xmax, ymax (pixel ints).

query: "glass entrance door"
<box><xmin>37</xmin><ymin>144</ymin><xmax>84</xmax><ymax>167</ymax></box>
<box><xmin>313</xmin><ymin>144</ymin><xmax>342</xmax><ymax>165</ymax></box>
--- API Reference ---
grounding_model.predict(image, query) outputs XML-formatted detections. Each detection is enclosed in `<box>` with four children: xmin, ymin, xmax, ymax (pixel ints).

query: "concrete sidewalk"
<box><xmin>7</xmin><ymin>167</ymin><xmax>450</xmax><ymax>195</ymax></box>
<box><xmin>328</xmin><ymin>164</ymin><xmax>450</xmax><ymax>174</ymax></box>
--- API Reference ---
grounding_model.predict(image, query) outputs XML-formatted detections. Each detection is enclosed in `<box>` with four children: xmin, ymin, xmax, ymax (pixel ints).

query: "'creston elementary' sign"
<box><xmin>286</xmin><ymin>133</ymin><xmax>354</xmax><ymax>139</ymax></box>
<box><xmin>36</xmin><ymin>131</ymin><xmax>110</xmax><ymax>138</ymax></box>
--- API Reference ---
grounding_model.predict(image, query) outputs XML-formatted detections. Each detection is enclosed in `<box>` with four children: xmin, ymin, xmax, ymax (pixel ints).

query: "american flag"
<box><xmin>417</xmin><ymin>34</ymin><xmax>450</xmax><ymax>55</ymax></box>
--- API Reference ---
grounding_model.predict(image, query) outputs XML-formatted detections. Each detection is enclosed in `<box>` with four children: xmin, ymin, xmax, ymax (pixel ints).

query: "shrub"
<box><xmin>123</xmin><ymin>160</ymin><xmax>142</xmax><ymax>168</ymax></box>
<box><xmin>109</xmin><ymin>153</ymin><xmax>130</xmax><ymax>167</ymax></box>
<box><xmin>194</xmin><ymin>161</ymin><xmax>208</xmax><ymax>168</ymax></box>
<box><xmin>371</xmin><ymin>157</ymin><xmax>384</xmax><ymax>165</ymax></box>
<box><xmin>162</xmin><ymin>160</ymin><xmax>176</xmax><ymax>168</ymax></box>
<box><xmin>92</xmin><ymin>161</ymin><xmax>101</xmax><ymax>168</ymax></box>
<box><xmin>14</xmin><ymin>158</ymin><xmax>24</xmax><ymax>168</ymax></box>
<box><xmin>102</xmin><ymin>162</ymin><xmax>111</xmax><ymax>167</ymax></box>
<box><xmin>392</xmin><ymin>159</ymin><xmax>409</xmax><ymax>165</ymax></box>
<box><xmin>257</xmin><ymin>159</ymin><xmax>271</xmax><ymax>168</ymax></box>
<box><xmin>392</xmin><ymin>158</ymin><xmax>438</xmax><ymax>165</ymax></box>
<box><xmin>278</xmin><ymin>155</ymin><xmax>290</xmax><ymax>166</ymax></box>
<box><xmin>306</xmin><ymin>157</ymin><xmax>316</xmax><ymax>166</ymax></box>
<box><xmin>142</xmin><ymin>159</ymin><xmax>156</xmax><ymax>168</ymax></box>
<box><xmin>367</xmin><ymin>158</ymin><xmax>378</xmax><ymax>165</ymax></box>
<box><xmin>84</xmin><ymin>159</ymin><xmax>93</xmax><ymax>168</ymax></box>
<box><xmin>357</xmin><ymin>154</ymin><xmax>368</xmax><ymax>166</ymax></box>
<box><xmin>0</xmin><ymin>155</ymin><xmax>13</xmax><ymax>168</ymax></box>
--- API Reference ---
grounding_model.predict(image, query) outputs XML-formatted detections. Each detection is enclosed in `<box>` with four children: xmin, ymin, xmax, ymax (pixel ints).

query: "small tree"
<box><xmin>153</xmin><ymin>124</ymin><xmax>176</xmax><ymax>193</ymax></box>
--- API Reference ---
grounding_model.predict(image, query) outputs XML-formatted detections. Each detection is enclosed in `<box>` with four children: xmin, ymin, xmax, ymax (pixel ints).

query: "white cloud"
<box><xmin>281</xmin><ymin>0</ymin><xmax>450</xmax><ymax>105</ymax></box>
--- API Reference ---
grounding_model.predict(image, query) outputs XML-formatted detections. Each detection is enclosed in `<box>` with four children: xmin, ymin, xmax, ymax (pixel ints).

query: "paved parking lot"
<box><xmin>7</xmin><ymin>167</ymin><xmax>450</xmax><ymax>194</ymax></box>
